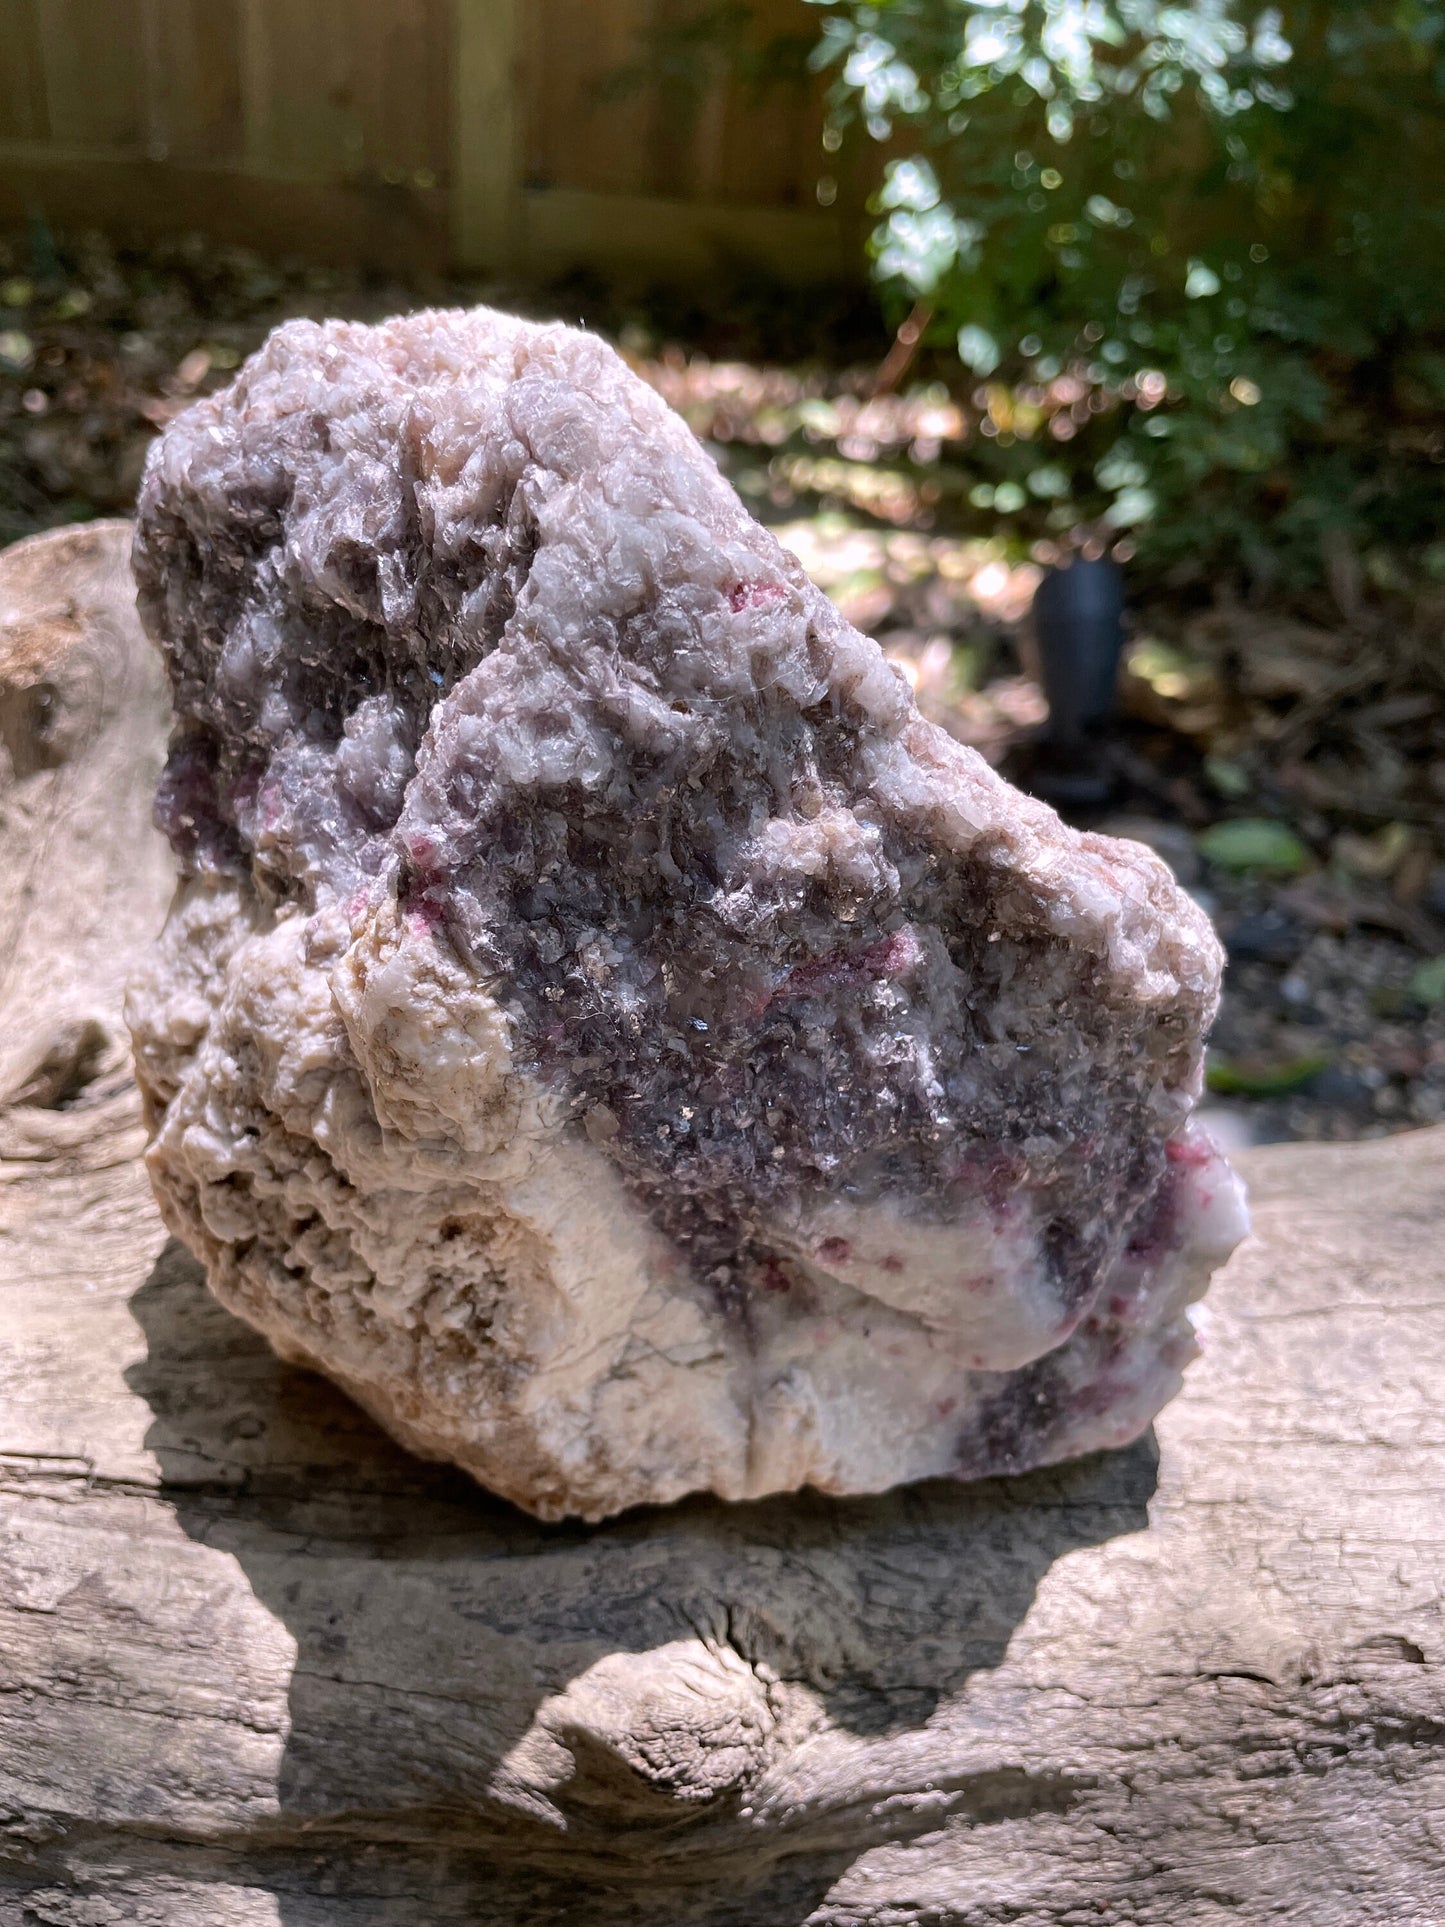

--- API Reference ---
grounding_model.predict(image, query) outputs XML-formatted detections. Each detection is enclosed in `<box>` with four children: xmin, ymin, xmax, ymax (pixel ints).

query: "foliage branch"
<box><xmin>805</xmin><ymin>0</ymin><xmax>1445</xmax><ymax>593</ymax></box>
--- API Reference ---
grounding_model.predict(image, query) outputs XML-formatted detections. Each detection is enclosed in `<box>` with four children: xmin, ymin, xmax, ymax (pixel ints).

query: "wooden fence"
<box><xmin>0</xmin><ymin>0</ymin><xmax>853</xmax><ymax>280</ymax></box>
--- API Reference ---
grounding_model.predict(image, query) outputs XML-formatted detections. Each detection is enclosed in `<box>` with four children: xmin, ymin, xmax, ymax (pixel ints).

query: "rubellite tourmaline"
<box><xmin>126</xmin><ymin>308</ymin><xmax>1246</xmax><ymax>1521</ymax></box>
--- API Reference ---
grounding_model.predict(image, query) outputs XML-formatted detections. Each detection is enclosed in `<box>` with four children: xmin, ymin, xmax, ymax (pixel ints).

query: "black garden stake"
<box><xmin>1026</xmin><ymin>557</ymin><xmax>1126</xmax><ymax>808</ymax></box>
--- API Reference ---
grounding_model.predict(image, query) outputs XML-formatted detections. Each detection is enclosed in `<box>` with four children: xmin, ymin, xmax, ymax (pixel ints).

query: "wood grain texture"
<box><xmin>145</xmin><ymin>0</ymin><xmax>246</xmax><ymax>169</ymax></box>
<box><xmin>0</xmin><ymin>0</ymin><xmax>847</xmax><ymax>280</ymax></box>
<box><xmin>0</xmin><ymin>523</ymin><xmax>1442</xmax><ymax>1925</ymax></box>
<box><xmin>30</xmin><ymin>0</ymin><xmax>147</xmax><ymax>151</ymax></box>
<box><xmin>521</xmin><ymin>0</ymin><xmax>823</xmax><ymax>208</ymax></box>
<box><xmin>0</xmin><ymin>160</ymin><xmax>451</xmax><ymax>278</ymax></box>
<box><xmin>520</xmin><ymin>185</ymin><xmax>844</xmax><ymax>281</ymax></box>
<box><xmin>450</xmin><ymin>0</ymin><xmax>521</xmax><ymax>272</ymax></box>
<box><xmin>0</xmin><ymin>0</ymin><xmax>52</xmax><ymax>145</ymax></box>
<box><xmin>240</xmin><ymin>0</ymin><xmax>449</xmax><ymax>186</ymax></box>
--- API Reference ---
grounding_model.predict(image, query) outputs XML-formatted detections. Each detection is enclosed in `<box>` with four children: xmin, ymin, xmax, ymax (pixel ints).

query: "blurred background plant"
<box><xmin>636</xmin><ymin>0</ymin><xmax>1445</xmax><ymax>603</ymax></box>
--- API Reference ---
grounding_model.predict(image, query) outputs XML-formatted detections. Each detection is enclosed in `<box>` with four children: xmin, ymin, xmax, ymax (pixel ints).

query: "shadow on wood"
<box><xmin>118</xmin><ymin>1233</ymin><xmax>1155</xmax><ymax>1916</ymax></box>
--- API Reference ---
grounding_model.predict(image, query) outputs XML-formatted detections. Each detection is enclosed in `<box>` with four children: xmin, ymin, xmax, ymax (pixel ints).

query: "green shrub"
<box><xmin>806</xmin><ymin>1</ymin><xmax>1445</xmax><ymax>594</ymax></box>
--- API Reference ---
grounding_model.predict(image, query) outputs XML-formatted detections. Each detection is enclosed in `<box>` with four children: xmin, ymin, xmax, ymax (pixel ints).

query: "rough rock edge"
<box><xmin>126</xmin><ymin>308</ymin><xmax>1245</xmax><ymax>1520</ymax></box>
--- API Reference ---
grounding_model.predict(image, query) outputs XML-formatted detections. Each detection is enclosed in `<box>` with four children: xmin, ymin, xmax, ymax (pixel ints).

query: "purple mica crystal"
<box><xmin>125</xmin><ymin>307</ymin><xmax>1246</xmax><ymax>1521</ymax></box>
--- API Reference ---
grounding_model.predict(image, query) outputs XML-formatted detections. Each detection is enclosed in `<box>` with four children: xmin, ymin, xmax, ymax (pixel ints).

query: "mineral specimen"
<box><xmin>126</xmin><ymin>308</ymin><xmax>1247</xmax><ymax>1521</ymax></box>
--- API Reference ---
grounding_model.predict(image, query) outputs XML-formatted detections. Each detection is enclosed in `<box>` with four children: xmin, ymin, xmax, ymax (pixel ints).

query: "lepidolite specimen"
<box><xmin>126</xmin><ymin>308</ymin><xmax>1246</xmax><ymax>1520</ymax></box>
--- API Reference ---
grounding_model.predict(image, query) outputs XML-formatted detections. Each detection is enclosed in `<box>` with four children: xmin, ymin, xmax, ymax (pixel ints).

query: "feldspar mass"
<box><xmin>126</xmin><ymin>307</ymin><xmax>1247</xmax><ymax>1520</ymax></box>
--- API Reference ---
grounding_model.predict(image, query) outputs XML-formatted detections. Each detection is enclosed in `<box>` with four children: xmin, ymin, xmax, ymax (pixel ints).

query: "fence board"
<box><xmin>451</xmin><ymin>0</ymin><xmax>521</xmax><ymax>269</ymax></box>
<box><xmin>522</xmin><ymin>184</ymin><xmax>843</xmax><ymax>280</ymax></box>
<box><xmin>235</xmin><ymin>0</ymin><xmax>449</xmax><ymax>186</ymax></box>
<box><xmin>524</xmin><ymin>0</ymin><xmax>653</xmax><ymax>199</ymax></box>
<box><xmin>33</xmin><ymin>0</ymin><xmax>147</xmax><ymax>150</ymax></box>
<box><xmin>355</xmin><ymin>0</ymin><xmax>451</xmax><ymax>184</ymax></box>
<box><xmin>242</xmin><ymin>0</ymin><xmax>367</xmax><ymax>184</ymax></box>
<box><xmin>0</xmin><ymin>157</ymin><xmax>449</xmax><ymax>270</ymax></box>
<box><xmin>145</xmin><ymin>0</ymin><xmax>245</xmax><ymax>167</ymax></box>
<box><xmin>715</xmin><ymin>0</ymin><xmax>824</xmax><ymax>209</ymax></box>
<box><xmin>0</xmin><ymin>0</ymin><xmax>853</xmax><ymax>281</ymax></box>
<box><xmin>0</xmin><ymin>1</ymin><xmax>51</xmax><ymax>144</ymax></box>
<box><xmin>522</xmin><ymin>0</ymin><xmax>824</xmax><ymax>207</ymax></box>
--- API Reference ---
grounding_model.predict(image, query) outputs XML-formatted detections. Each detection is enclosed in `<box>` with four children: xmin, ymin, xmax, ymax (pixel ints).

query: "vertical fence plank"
<box><xmin>523</xmin><ymin>0</ymin><xmax>654</xmax><ymax>199</ymax></box>
<box><xmin>357</xmin><ymin>0</ymin><xmax>450</xmax><ymax>183</ymax></box>
<box><xmin>145</xmin><ymin>0</ymin><xmax>245</xmax><ymax>167</ymax></box>
<box><xmin>0</xmin><ymin>0</ymin><xmax>844</xmax><ymax>281</ymax></box>
<box><xmin>688</xmin><ymin>57</ymin><xmax>730</xmax><ymax>204</ymax></box>
<box><xmin>522</xmin><ymin>0</ymin><xmax>826</xmax><ymax>208</ymax></box>
<box><xmin>718</xmin><ymin>0</ymin><xmax>824</xmax><ymax>211</ymax></box>
<box><xmin>33</xmin><ymin>0</ymin><xmax>146</xmax><ymax>150</ymax></box>
<box><xmin>0</xmin><ymin>2</ymin><xmax>48</xmax><ymax>144</ymax></box>
<box><xmin>236</xmin><ymin>0</ymin><xmax>270</xmax><ymax>176</ymax></box>
<box><xmin>451</xmin><ymin>0</ymin><xmax>521</xmax><ymax>270</ymax></box>
<box><xmin>138</xmin><ymin>0</ymin><xmax>167</xmax><ymax>160</ymax></box>
<box><xmin>228</xmin><ymin>0</ymin><xmax>446</xmax><ymax>186</ymax></box>
<box><xmin>244</xmin><ymin>0</ymin><xmax>359</xmax><ymax>183</ymax></box>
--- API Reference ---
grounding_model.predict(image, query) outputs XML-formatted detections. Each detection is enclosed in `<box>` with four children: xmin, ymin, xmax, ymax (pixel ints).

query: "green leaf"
<box><xmin>801</xmin><ymin>0</ymin><xmax>1444</xmax><ymax>592</ymax></box>
<box><xmin>0</xmin><ymin>329</ymin><xmax>33</xmax><ymax>373</ymax></box>
<box><xmin>1407</xmin><ymin>957</ymin><xmax>1445</xmax><ymax>1008</ymax></box>
<box><xmin>1203</xmin><ymin>755</ymin><xmax>1251</xmax><ymax>799</ymax></box>
<box><xmin>957</xmin><ymin>323</ymin><xmax>1000</xmax><ymax>374</ymax></box>
<box><xmin>1198</xmin><ymin>818</ymin><xmax>1310</xmax><ymax>876</ymax></box>
<box><xmin>1206</xmin><ymin>1053</ymin><xmax>1328</xmax><ymax>1098</ymax></box>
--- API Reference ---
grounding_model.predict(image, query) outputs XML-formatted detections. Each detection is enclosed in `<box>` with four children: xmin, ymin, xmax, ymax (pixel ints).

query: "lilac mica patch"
<box><xmin>125</xmin><ymin>307</ymin><xmax>1246</xmax><ymax>1521</ymax></box>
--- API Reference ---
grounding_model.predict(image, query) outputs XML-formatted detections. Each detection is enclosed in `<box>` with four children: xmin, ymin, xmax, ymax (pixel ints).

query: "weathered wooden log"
<box><xmin>1</xmin><ymin>523</ymin><xmax>1442</xmax><ymax>1925</ymax></box>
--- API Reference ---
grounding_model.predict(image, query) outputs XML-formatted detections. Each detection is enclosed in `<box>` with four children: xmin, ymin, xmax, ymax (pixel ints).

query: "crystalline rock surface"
<box><xmin>126</xmin><ymin>308</ymin><xmax>1247</xmax><ymax>1521</ymax></box>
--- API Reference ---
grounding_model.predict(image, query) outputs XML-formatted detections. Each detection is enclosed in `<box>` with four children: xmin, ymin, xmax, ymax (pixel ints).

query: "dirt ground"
<box><xmin>4</xmin><ymin>228</ymin><xmax>1442</xmax><ymax>1147</ymax></box>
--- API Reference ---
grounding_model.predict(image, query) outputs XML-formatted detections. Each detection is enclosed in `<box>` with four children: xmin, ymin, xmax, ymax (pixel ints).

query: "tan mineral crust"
<box><xmin>125</xmin><ymin>307</ymin><xmax>1247</xmax><ymax>1521</ymax></box>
